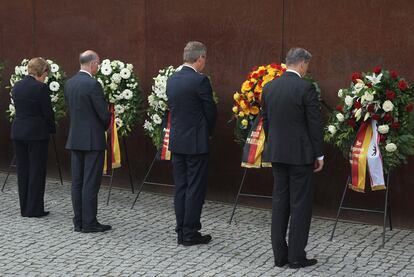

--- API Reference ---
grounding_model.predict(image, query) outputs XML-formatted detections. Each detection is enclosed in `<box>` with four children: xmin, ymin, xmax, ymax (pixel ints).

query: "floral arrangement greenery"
<box><xmin>6</xmin><ymin>58</ymin><xmax>66</xmax><ymax>121</ymax></box>
<box><xmin>143</xmin><ymin>65</ymin><xmax>176</xmax><ymax>148</ymax></box>
<box><xmin>96</xmin><ymin>59</ymin><xmax>143</xmax><ymax>137</ymax></box>
<box><xmin>325</xmin><ymin>67</ymin><xmax>414</xmax><ymax>171</ymax></box>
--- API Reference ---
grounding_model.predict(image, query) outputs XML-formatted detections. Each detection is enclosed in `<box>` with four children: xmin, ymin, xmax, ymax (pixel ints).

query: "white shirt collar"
<box><xmin>183</xmin><ymin>64</ymin><xmax>198</xmax><ymax>72</ymax></box>
<box><xmin>79</xmin><ymin>69</ymin><xmax>92</xmax><ymax>77</ymax></box>
<box><xmin>286</xmin><ymin>69</ymin><xmax>302</xmax><ymax>78</ymax></box>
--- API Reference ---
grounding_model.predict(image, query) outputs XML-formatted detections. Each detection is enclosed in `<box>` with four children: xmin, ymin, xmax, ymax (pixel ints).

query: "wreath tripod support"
<box><xmin>329</xmin><ymin>173</ymin><xmax>392</xmax><ymax>248</ymax></box>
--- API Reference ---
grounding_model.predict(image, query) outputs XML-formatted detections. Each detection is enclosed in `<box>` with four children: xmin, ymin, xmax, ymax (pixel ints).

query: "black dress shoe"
<box><xmin>289</xmin><ymin>258</ymin><xmax>317</xmax><ymax>269</ymax></box>
<box><xmin>182</xmin><ymin>233</ymin><xmax>212</xmax><ymax>246</ymax></box>
<box><xmin>274</xmin><ymin>258</ymin><xmax>288</xmax><ymax>267</ymax></box>
<box><xmin>74</xmin><ymin>225</ymin><xmax>82</xmax><ymax>232</ymax></box>
<box><xmin>81</xmin><ymin>223</ymin><xmax>112</xmax><ymax>233</ymax></box>
<box><xmin>26</xmin><ymin>211</ymin><xmax>50</xmax><ymax>218</ymax></box>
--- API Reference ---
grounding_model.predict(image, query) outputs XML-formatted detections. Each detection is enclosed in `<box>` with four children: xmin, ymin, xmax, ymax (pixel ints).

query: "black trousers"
<box><xmin>271</xmin><ymin>162</ymin><xmax>314</xmax><ymax>263</ymax></box>
<box><xmin>172</xmin><ymin>153</ymin><xmax>209</xmax><ymax>239</ymax></box>
<box><xmin>14</xmin><ymin>140</ymin><xmax>49</xmax><ymax>217</ymax></box>
<box><xmin>70</xmin><ymin>150</ymin><xmax>104</xmax><ymax>227</ymax></box>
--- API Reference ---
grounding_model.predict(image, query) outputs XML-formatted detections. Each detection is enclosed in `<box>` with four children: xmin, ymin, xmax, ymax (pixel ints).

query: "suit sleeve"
<box><xmin>304</xmin><ymin>84</ymin><xmax>324</xmax><ymax>158</ymax></box>
<box><xmin>261</xmin><ymin>88</ymin><xmax>269</xmax><ymax>140</ymax></box>
<box><xmin>90</xmin><ymin>82</ymin><xmax>111</xmax><ymax>130</ymax></box>
<box><xmin>198</xmin><ymin>76</ymin><xmax>217</xmax><ymax>135</ymax></box>
<box><xmin>39</xmin><ymin>84</ymin><xmax>56</xmax><ymax>134</ymax></box>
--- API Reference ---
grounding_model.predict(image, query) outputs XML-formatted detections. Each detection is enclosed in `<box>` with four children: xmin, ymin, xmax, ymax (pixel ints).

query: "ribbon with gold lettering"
<box><xmin>104</xmin><ymin>104</ymin><xmax>121</xmax><ymax>174</ymax></box>
<box><xmin>241</xmin><ymin>115</ymin><xmax>270</xmax><ymax>168</ymax></box>
<box><xmin>157</xmin><ymin>111</ymin><xmax>171</xmax><ymax>161</ymax></box>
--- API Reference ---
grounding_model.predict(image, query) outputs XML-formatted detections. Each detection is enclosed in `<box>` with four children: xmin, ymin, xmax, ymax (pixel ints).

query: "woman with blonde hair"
<box><xmin>11</xmin><ymin>57</ymin><xmax>56</xmax><ymax>217</ymax></box>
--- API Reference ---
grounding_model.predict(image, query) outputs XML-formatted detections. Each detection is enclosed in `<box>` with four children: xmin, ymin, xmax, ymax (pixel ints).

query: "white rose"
<box><xmin>345</xmin><ymin>95</ymin><xmax>354</xmax><ymax>107</ymax></box>
<box><xmin>14</xmin><ymin>66</ymin><xmax>21</xmax><ymax>75</ymax></box>
<box><xmin>152</xmin><ymin>114</ymin><xmax>162</xmax><ymax>125</ymax></box>
<box><xmin>111</xmin><ymin>73</ymin><xmax>122</xmax><ymax>84</ymax></box>
<box><xmin>115</xmin><ymin>104</ymin><xmax>125</xmax><ymax>114</ymax></box>
<box><xmin>122</xmin><ymin>89</ymin><xmax>133</xmax><ymax>100</ymax></box>
<box><xmin>159</xmin><ymin>101</ymin><xmax>167</xmax><ymax>111</ymax></box>
<box><xmin>354</xmin><ymin>82</ymin><xmax>364</xmax><ymax>93</ymax></box>
<box><xmin>117</xmin><ymin>61</ymin><xmax>125</xmax><ymax>68</ymax></box>
<box><xmin>385</xmin><ymin>143</ymin><xmax>397</xmax><ymax>152</ymax></box>
<box><xmin>51</xmin><ymin>95</ymin><xmax>59</xmax><ymax>103</ymax></box>
<box><xmin>126</xmin><ymin>63</ymin><xmax>133</xmax><ymax>71</ymax></box>
<box><xmin>363</xmin><ymin>91</ymin><xmax>374</xmax><ymax>102</ymax></box>
<box><xmin>120</xmin><ymin>68</ymin><xmax>131</xmax><ymax>79</ymax></box>
<box><xmin>9</xmin><ymin>104</ymin><xmax>15</xmax><ymax>114</ymax></box>
<box><xmin>143</xmin><ymin>120</ymin><xmax>154</xmax><ymax>132</ymax></box>
<box><xmin>49</xmin><ymin>81</ymin><xmax>60</xmax><ymax>92</ymax></box>
<box><xmin>382</xmin><ymin>100</ymin><xmax>394</xmax><ymax>112</ymax></box>
<box><xmin>378</xmin><ymin>125</ymin><xmax>389</xmax><ymax>134</ymax></box>
<box><xmin>115</xmin><ymin>118</ymin><xmax>123</xmax><ymax>128</ymax></box>
<box><xmin>328</xmin><ymin>125</ymin><xmax>336</xmax><ymax>135</ymax></box>
<box><xmin>50</xmin><ymin>64</ymin><xmax>59</xmax><ymax>73</ymax></box>
<box><xmin>336</xmin><ymin>113</ymin><xmax>345</xmax><ymax>122</ymax></box>
<box><xmin>337</xmin><ymin>89</ymin><xmax>343</xmax><ymax>98</ymax></box>
<box><xmin>109</xmin><ymin>82</ymin><xmax>118</xmax><ymax>91</ymax></box>
<box><xmin>101</xmin><ymin>65</ymin><xmax>112</xmax><ymax>76</ymax></box>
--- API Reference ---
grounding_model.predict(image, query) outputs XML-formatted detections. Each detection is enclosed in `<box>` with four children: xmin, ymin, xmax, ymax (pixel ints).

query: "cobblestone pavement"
<box><xmin>0</xmin><ymin>172</ymin><xmax>413</xmax><ymax>276</ymax></box>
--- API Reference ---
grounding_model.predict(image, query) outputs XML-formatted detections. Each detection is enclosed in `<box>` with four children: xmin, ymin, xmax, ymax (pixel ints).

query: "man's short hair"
<box><xmin>27</xmin><ymin>57</ymin><xmax>50</xmax><ymax>77</ymax></box>
<box><xmin>79</xmin><ymin>52</ymin><xmax>98</xmax><ymax>65</ymax></box>
<box><xmin>286</xmin><ymin>48</ymin><xmax>312</xmax><ymax>66</ymax></box>
<box><xmin>183</xmin><ymin>41</ymin><xmax>207</xmax><ymax>63</ymax></box>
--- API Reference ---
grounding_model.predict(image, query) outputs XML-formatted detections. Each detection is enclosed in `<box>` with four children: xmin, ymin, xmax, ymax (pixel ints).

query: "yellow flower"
<box><xmin>240</xmin><ymin>100</ymin><xmax>248</xmax><ymax>109</ymax></box>
<box><xmin>241</xmin><ymin>80</ymin><xmax>252</xmax><ymax>93</ymax></box>
<box><xmin>238</xmin><ymin>111</ymin><xmax>244</xmax><ymax>117</ymax></box>
<box><xmin>281</xmin><ymin>63</ymin><xmax>287</xmax><ymax>69</ymax></box>
<box><xmin>254</xmin><ymin>85</ymin><xmax>262</xmax><ymax>94</ymax></box>
<box><xmin>241</xmin><ymin>119</ymin><xmax>248</xmax><ymax>126</ymax></box>
<box><xmin>247</xmin><ymin>92</ymin><xmax>255</xmax><ymax>101</ymax></box>
<box><xmin>232</xmin><ymin>106</ymin><xmax>238</xmax><ymax>113</ymax></box>
<box><xmin>250</xmin><ymin>106</ymin><xmax>260</xmax><ymax>115</ymax></box>
<box><xmin>233</xmin><ymin>92</ymin><xmax>240</xmax><ymax>101</ymax></box>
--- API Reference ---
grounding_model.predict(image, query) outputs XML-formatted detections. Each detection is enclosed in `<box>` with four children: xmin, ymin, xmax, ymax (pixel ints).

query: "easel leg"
<box><xmin>122</xmin><ymin>137</ymin><xmax>135</xmax><ymax>194</ymax></box>
<box><xmin>382</xmin><ymin>173</ymin><xmax>391</xmax><ymax>248</ymax></box>
<box><xmin>2</xmin><ymin>155</ymin><xmax>16</xmax><ymax>192</ymax></box>
<box><xmin>106</xmin><ymin>169</ymin><xmax>115</xmax><ymax>205</ymax></box>
<box><xmin>131</xmin><ymin>153</ymin><xmax>157</xmax><ymax>209</ymax></box>
<box><xmin>52</xmin><ymin>135</ymin><xmax>64</xmax><ymax>186</ymax></box>
<box><xmin>229</xmin><ymin>168</ymin><xmax>248</xmax><ymax>224</ymax></box>
<box><xmin>330</xmin><ymin>175</ymin><xmax>350</xmax><ymax>241</ymax></box>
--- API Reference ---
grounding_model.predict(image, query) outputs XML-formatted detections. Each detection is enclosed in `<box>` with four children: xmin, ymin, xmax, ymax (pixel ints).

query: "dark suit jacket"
<box><xmin>166</xmin><ymin>66</ymin><xmax>217</xmax><ymax>154</ymax></box>
<box><xmin>65</xmin><ymin>71</ymin><xmax>111</xmax><ymax>151</ymax></box>
<box><xmin>11</xmin><ymin>75</ymin><xmax>56</xmax><ymax>140</ymax></box>
<box><xmin>261</xmin><ymin>71</ymin><xmax>324</xmax><ymax>165</ymax></box>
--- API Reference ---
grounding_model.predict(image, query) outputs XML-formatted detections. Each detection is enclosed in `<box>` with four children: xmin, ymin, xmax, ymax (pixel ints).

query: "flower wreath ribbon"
<box><xmin>104</xmin><ymin>104</ymin><xmax>121</xmax><ymax>174</ymax></box>
<box><xmin>157</xmin><ymin>111</ymin><xmax>172</xmax><ymax>161</ymax></box>
<box><xmin>349</xmin><ymin>120</ymin><xmax>386</xmax><ymax>192</ymax></box>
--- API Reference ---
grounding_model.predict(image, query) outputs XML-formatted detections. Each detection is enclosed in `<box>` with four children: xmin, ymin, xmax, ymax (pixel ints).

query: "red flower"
<box><xmin>351</xmin><ymin>72</ymin><xmax>362</xmax><ymax>83</ymax></box>
<box><xmin>366</xmin><ymin>83</ymin><xmax>373</xmax><ymax>88</ymax></box>
<box><xmin>383</xmin><ymin>113</ymin><xmax>393</xmax><ymax>122</ymax></box>
<box><xmin>259</xmin><ymin>69</ymin><xmax>267</xmax><ymax>76</ymax></box>
<box><xmin>379</xmin><ymin>134</ymin><xmax>386</xmax><ymax>143</ymax></box>
<box><xmin>249</xmin><ymin>81</ymin><xmax>255</xmax><ymax>87</ymax></box>
<box><xmin>335</xmin><ymin>105</ymin><xmax>343</xmax><ymax>112</ymax></box>
<box><xmin>407</xmin><ymin>103</ymin><xmax>414</xmax><ymax>112</ymax></box>
<box><xmin>391</xmin><ymin>122</ymin><xmax>401</xmax><ymax>129</ymax></box>
<box><xmin>372</xmin><ymin>114</ymin><xmax>380</xmax><ymax>120</ymax></box>
<box><xmin>386</xmin><ymin>90</ymin><xmax>396</xmax><ymax>100</ymax></box>
<box><xmin>251</xmin><ymin>73</ymin><xmax>259</xmax><ymax>79</ymax></box>
<box><xmin>373</xmin><ymin>66</ymin><xmax>381</xmax><ymax>74</ymax></box>
<box><xmin>367</xmin><ymin>104</ymin><xmax>376</xmax><ymax>113</ymax></box>
<box><xmin>347</xmin><ymin>119</ymin><xmax>356</xmax><ymax>128</ymax></box>
<box><xmin>270</xmin><ymin>63</ymin><xmax>277</xmax><ymax>69</ymax></box>
<box><xmin>251</xmin><ymin>66</ymin><xmax>258</xmax><ymax>71</ymax></box>
<box><xmin>398</xmin><ymin>80</ymin><xmax>408</xmax><ymax>91</ymax></box>
<box><xmin>354</xmin><ymin>101</ymin><xmax>362</xmax><ymax>109</ymax></box>
<box><xmin>390</xmin><ymin>70</ymin><xmax>398</xmax><ymax>79</ymax></box>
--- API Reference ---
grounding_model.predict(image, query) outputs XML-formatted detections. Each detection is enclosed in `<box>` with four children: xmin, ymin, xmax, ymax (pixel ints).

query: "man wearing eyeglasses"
<box><xmin>65</xmin><ymin>50</ymin><xmax>112</xmax><ymax>233</ymax></box>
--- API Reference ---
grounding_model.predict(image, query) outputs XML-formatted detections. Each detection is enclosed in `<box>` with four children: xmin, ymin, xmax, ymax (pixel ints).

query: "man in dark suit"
<box><xmin>167</xmin><ymin>41</ymin><xmax>217</xmax><ymax>246</ymax></box>
<box><xmin>11</xmin><ymin>57</ymin><xmax>55</xmax><ymax>217</ymax></box>
<box><xmin>262</xmin><ymin>48</ymin><xmax>324</xmax><ymax>269</ymax></box>
<box><xmin>65</xmin><ymin>50</ymin><xmax>111</xmax><ymax>233</ymax></box>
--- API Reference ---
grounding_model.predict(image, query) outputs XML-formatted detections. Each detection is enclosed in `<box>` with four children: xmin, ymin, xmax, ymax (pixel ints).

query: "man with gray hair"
<box><xmin>65</xmin><ymin>50</ymin><xmax>112</xmax><ymax>233</ymax></box>
<box><xmin>167</xmin><ymin>41</ymin><xmax>217</xmax><ymax>246</ymax></box>
<box><xmin>262</xmin><ymin>47</ymin><xmax>324</xmax><ymax>268</ymax></box>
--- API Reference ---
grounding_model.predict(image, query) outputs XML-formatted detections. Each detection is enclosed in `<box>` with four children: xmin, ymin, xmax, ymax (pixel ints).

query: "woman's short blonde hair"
<box><xmin>27</xmin><ymin>57</ymin><xmax>50</xmax><ymax>77</ymax></box>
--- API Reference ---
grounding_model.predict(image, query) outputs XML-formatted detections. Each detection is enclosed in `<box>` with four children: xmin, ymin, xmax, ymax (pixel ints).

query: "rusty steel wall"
<box><xmin>0</xmin><ymin>0</ymin><xmax>413</xmax><ymax>228</ymax></box>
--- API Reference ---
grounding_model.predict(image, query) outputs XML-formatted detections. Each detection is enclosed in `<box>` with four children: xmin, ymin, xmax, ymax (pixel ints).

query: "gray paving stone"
<box><xmin>0</xmin><ymin>172</ymin><xmax>413</xmax><ymax>276</ymax></box>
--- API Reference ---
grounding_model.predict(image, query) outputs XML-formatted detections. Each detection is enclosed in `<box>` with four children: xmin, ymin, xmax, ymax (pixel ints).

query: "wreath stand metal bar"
<box><xmin>131</xmin><ymin>151</ymin><xmax>173</xmax><ymax>209</ymax></box>
<box><xmin>105</xmin><ymin>137</ymin><xmax>135</xmax><ymax>205</ymax></box>
<box><xmin>2</xmin><ymin>135</ymin><xmax>63</xmax><ymax>192</ymax></box>
<box><xmin>329</xmin><ymin>173</ymin><xmax>392</xmax><ymax>248</ymax></box>
<box><xmin>229</xmin><ymin>168</ymin><xmax>272</xmax><ymax>224</ymax></box>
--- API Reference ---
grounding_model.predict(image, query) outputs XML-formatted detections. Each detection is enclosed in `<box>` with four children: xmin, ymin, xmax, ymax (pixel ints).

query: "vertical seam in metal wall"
<box><xmin>280</xmin><ymin>0</ymin><xmax>285</xmax><ymax>62</ymax></box>
<box><xmin>144</xmin><ymin>0</ymin><xmax>149</xmax><ymax>170</ymax></box>
<box><xmin>32</xmin><ymin>0</ymin><xmax>36</xmax><ymax>55</ymax></box>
